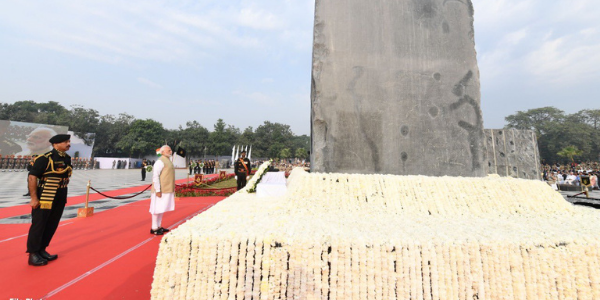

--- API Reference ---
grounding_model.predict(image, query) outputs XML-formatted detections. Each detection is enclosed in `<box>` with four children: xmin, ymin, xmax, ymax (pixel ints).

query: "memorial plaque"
<box><xmin>311</xmin><ymin>0</ymin><xmax>487</xmax><ymax>177</ymax></box>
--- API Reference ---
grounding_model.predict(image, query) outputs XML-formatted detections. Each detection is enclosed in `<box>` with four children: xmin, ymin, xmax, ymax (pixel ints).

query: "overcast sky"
<box><xmin>1</xmin><ymin>0</ymin><xmax>598</xmax><ymax>136</ymax></box>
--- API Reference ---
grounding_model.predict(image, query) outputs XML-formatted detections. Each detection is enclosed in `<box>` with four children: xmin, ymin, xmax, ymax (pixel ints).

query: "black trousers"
<box><xmin>27</xmin><ymin>194</ymin><xmax>67</xmax><ymax>253</ymax></box>
<box><xmin>25</xmin><ymin>177</ymin><xmax>30</xmax><ymax>194</ymax></box>
<box><xmin>141</xmin><ymin>169</ymin><xmax>146</xmax><ymax>181</ymax></box>
<box><xmin>236</xmin><ymin>173</ymin><xmax>248</xmax><ymax>190</ymax></box>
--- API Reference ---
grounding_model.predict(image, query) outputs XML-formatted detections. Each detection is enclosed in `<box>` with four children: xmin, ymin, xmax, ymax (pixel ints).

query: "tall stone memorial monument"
<box><xmin>311</xmin><ymin>0</ymin><xmax>486</xmax><ymax>177</ymax></box>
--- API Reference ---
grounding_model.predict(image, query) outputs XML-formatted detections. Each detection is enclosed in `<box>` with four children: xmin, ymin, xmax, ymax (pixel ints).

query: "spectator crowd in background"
<box><xmin>542</xmin><ymin>161</ymin><xmax>600</xmax><ymax>190</ymax></box>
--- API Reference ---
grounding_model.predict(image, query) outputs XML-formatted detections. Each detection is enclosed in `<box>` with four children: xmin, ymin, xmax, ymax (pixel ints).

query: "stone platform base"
<box><xmin>151</xmin><ymin>168</ymin><xmax>600</xmax><ymax>300</ymax></box>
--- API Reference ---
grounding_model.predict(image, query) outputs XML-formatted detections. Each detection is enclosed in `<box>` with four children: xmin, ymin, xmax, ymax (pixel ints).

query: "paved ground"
<box><xmin>0</xmin><ymin>168</ymin><xmax>233</xmax><ymax>224</ymax></box>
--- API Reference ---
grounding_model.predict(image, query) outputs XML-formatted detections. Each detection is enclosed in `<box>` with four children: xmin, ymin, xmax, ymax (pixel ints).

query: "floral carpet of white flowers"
<box><xmin>151</xmin><ymin>165</ymin><xmax>600</xmax><ymax>299</ymax></box>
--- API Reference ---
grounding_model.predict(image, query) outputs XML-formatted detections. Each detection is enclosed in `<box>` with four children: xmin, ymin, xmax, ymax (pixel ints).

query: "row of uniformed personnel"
<box><xmin>189</xmin><ymin>159</ymin><xmax>219</xmax><ymax>175</ymax></box>
<box><xmin>0</xmin><ymin>155</ymin><xmax>34</xmax><ymax>170</ymax></box>
<box><xmin>0</xmin><ymin>155</ymin><xmax>97</xmax><ymax>170</ymax></box>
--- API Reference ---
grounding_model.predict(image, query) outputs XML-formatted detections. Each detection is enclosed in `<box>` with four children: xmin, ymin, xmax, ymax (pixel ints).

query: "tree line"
<box><xmin>4</xmin><ymin>101</ymin><xmax>596</xmax><ymax>164</ymax></box>
<box><xmin>505</xmin><ymin>107</ymin><xmax>600</xmax><ymax>164</ymax></box>
<box><xmin>0</xmin><ymin>101</ymin><xmax>309</xmax><ymax>159</ymax></box>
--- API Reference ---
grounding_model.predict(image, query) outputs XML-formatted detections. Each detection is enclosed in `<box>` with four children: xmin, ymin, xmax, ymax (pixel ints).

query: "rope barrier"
<box><xmin>87</xmin><ymin>172</ymin><xmax>235</xmax><ymax>201</ymax></box>
<box><xmin>89</xmin><ymin>184</ymin><xmax>152</xmax><ymax>200</ymax></box>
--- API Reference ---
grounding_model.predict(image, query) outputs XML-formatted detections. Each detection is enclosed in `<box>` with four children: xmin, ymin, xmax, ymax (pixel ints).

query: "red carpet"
<box><xmin>0</xmin><ymin>195</ymin><xmax>225</xmax><ymax>299</ymax></box>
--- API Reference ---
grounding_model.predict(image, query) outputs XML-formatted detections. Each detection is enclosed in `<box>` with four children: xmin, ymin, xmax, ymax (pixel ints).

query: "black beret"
<box><xmin>49</xmin><ymin>134</ymin><xmax>71</xmax><ymax>144</ymax></box>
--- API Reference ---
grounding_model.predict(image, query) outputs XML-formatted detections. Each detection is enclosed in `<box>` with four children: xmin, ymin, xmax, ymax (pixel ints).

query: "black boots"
<box><xmin>28</xmin><ymin>253</ymin><xmax>48</xmax><ymax>266</ymax></box>
<box><xmin>39</xmin><ymin>249</ymin><xmax>58</xmax><ymax>261</ymax></box>
<box><xmin>28</xmin><ymin>250</ymin><xmax>58</xmax><ymax>266</ymax></box>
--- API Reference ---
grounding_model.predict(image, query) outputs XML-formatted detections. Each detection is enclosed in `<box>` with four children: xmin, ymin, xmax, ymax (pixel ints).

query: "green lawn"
<box><xmin>194</xmin><ymin>175</ymin><xmax>254</xmax><ymax>189</ymax></box>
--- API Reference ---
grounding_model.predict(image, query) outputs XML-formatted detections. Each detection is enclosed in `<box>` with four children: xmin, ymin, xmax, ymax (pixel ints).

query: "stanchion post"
<box><xmin>85</xmin><ymin>180</ymin><xmax>90</xmax><ymax>208</ymax></box>
<box><xmin>77</xmin><ymin>180</ymin><xmax>95</xmax><ymax>217</ymax></box>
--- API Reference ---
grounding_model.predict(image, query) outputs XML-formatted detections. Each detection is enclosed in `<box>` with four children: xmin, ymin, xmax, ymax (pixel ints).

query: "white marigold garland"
<box><xmin>243</xmin><ymin>160</ymin><xmax>271</xmax><ymax>193</ymax></box>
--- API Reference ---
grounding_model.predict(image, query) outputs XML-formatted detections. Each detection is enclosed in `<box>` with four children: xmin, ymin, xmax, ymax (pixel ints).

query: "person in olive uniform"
<box><xmin>234</xmin><ymin>151</ymin><xmax>251</xmax><ymax>190</ymax></box>
<box><xmin>194</xmin><ymin>160</ymin><xmax>201</xmax><ymax>174</ymax></box>
<box><xmin>26</xmin><ymin>134</ymin><xmax>72</xmax><ymax>266</ymax></box>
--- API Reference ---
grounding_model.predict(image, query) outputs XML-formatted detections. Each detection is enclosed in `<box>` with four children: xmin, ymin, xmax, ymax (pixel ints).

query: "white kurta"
<box><xmin>149</xmin><ymin>159</ymin><xmax>175</xmax><ymax>214</ymax></box>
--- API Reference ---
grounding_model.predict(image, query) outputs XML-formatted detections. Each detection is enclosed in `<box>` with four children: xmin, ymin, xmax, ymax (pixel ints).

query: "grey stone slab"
<box><xmin>311</xmin><ymin>0</ymin><xmax>486</xmax><ymax>177</ymax></box>
<box><xmin>485</xmin><ymin>129</ymin><xmax>541</xmax><ymax>180</ymax></box>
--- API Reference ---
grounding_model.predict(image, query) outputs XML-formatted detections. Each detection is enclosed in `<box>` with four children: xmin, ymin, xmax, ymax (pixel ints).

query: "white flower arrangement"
<box><xmin>243</xmin><ymin>160</ymin><xmax>272</xmax><ymax>193</ymax></box>
<box><xmin>151</xmin><ymin>169</ymin><xmax>600</xmax><ymax>299</ymax></box>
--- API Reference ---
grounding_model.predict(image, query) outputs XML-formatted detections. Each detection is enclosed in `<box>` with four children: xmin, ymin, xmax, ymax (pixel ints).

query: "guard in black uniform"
<box><xmin>26</xmin><ymin>134</ymin><xmax>72</xmax><ymax>266</ymax></box>
<box><xmin>141</xmin><ymin>159</ymin><xmax>148</xmax><ymax>181</ymax></box>
<box><xmin>234</xmin><ymin>151</ymin><xmax>251</xmax><ymax>190</ymax></box>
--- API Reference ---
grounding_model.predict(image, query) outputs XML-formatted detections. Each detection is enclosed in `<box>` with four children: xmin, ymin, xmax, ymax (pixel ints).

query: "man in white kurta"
<box><xmin>150</xmin><ymin>145</ymin><xmax>175</xmax><ymax>235</ymax></box>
